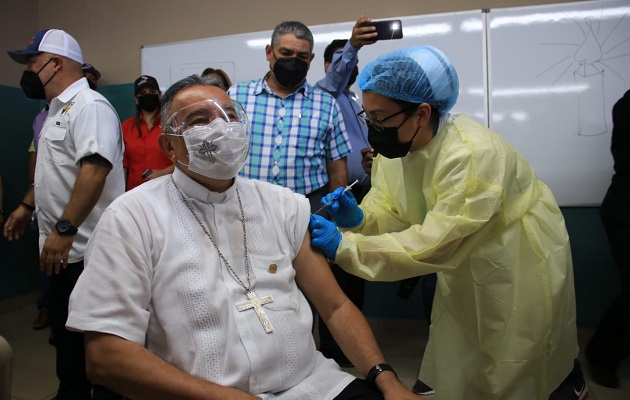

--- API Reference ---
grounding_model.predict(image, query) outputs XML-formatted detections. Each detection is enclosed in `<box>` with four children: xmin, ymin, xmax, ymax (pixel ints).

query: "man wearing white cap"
<box><xmin>7</xmin><ymin>29</ymin><xmax>125</xmax><ymax>399</ymax></box>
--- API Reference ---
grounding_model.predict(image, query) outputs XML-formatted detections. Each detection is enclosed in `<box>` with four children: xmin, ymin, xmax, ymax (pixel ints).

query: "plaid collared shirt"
<box><xmin>229</xmin><ymin>75</ymin><xmax>351</xmax><ymax>195</ymax></box>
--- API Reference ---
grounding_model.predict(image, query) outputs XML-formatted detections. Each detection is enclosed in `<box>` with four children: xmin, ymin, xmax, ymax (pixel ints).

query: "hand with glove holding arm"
<box><xmin>309</xmin><ymin>215</ymin><xmax>342</xmax><ymax>260</ymax></box>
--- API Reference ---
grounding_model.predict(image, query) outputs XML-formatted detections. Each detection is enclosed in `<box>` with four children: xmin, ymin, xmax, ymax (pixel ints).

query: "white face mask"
<box><xmin>178</xmin><ymin>118</ymin><xmax>249</xmax><ymax>180</ymax></box>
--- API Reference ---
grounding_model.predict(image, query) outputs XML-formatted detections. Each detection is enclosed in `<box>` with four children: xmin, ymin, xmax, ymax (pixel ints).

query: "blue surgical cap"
<box><xmin>358</xmin><ymin>46</ymin><xmax>459</xmax><ymax>113</ymax></box>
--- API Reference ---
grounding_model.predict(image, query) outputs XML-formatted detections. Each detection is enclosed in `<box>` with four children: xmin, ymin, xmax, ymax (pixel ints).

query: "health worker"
<box><xmin>309</xmin><ymin>46</ymin><xmax>585</xmax><ymax>400</ymax></box>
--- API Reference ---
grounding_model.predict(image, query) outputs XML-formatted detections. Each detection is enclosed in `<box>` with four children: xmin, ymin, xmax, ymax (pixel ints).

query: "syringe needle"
<box><xmin>314</xmin><ymin>179</ymin><xmax>359</xmax><ymax>215</ymax></box>
<box><xmin>343</xmin><ymin>179</ymin><xmax>359</xmax><ymax>193</ymax></box>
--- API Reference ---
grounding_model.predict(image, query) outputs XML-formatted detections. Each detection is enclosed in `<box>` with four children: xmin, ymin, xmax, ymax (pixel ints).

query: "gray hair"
<box><xmin>271</xmin><ymin>21</ymin><xmax>314</xmax><ymax>52</ymax></box>
<box><xmin>161</xmin><ymin>74</ymin><xmax>222</xmax><ymax>126</ymax></box>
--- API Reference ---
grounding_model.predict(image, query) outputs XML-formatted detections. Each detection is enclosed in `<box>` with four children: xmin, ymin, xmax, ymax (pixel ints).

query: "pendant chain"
<box><xmin>171</xmin><ymin>176</ymin><xmax>251</xmax><ymax>292</ymax></box>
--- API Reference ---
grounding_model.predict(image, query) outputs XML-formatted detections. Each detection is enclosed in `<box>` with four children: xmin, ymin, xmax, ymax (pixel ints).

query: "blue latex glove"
<box><xmin>309</xmin><ymin>214</ymin><xmax>342</xmax><ymax>260</ymax></box>
<box><xmin>321</xmin><ymin>187</ymin><xmax>364</xmax><ymax>228</ymax></box>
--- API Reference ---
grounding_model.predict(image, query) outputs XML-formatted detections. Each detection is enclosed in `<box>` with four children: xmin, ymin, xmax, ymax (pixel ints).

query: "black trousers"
<box><xmin>48</xmin><ymin>261</ymin><xmax>123</xmax><ymax>400</ymax></box>
<box><xmin>334</xmin><ymin>379</ymin><xmax>383</xmax><ymax>400</ymax></box>
<box><xmin>585</xmin><ymin>211</ymin><xmax>630</xmax><ymax>370</ymax></box>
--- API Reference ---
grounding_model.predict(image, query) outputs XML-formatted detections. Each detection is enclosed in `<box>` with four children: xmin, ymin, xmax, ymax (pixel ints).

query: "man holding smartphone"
<box><xmin>316</xmin><ymin>17</ymin><xmax>435</xmax><ymax>394</ymax></box>
<box><xmin>314</xmin><ymin>15</ymin><xmax>376</xmax><ymax>368</ymax></box>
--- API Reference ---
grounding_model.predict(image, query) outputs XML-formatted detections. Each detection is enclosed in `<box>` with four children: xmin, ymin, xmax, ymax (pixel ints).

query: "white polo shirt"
<box><xmin>67</xmin><ymin>170</ymin><xmax>354</xmax><ymax>398</ymax></box>
<box><xmin>35</xmin><ymin>77</ymin><xmax>125</xmax><ymax>262</ymax></box>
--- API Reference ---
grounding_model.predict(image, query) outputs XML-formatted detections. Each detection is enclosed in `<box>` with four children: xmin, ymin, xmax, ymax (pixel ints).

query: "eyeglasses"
<box><xmin>357</xmin><ymin>108</ymin><xmax>411</xmax><ymax>132</ymax></box>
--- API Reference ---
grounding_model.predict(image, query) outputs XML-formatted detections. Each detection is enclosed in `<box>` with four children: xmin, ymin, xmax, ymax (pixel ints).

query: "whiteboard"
<box><xmin>142</xmin><ymin>1</ymin><xmax>628</xmax><ymax>206</ymax></box>
<box><xmin>488</xmin><ymin>0</ymin><xmax>630</xmax><ymax>206</ymax></box>
<box><xmin>142</xmin><ymin>10</ymin><xmax>486</xmax><ymax>123</ymax></box>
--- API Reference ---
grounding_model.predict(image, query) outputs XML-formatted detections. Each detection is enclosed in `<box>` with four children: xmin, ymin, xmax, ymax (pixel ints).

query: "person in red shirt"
<box><xmin>122</xmin><ymin>75</ymin><xmax>174</xmax><ymax>190</ymax></box>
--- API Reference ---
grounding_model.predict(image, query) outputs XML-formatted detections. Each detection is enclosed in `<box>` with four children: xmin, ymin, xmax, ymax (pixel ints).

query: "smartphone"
<box><xmin>141</xmin><ymin>169</ymin><xmax>153</xmax><ymax>180</ymax></box>
<box><xmin>360</xmin><ymin>19</ymin><xmax>403</xmax><ymax>41</ymax></box>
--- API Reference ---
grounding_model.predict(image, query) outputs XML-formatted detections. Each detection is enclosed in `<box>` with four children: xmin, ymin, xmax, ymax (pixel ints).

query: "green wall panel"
<box><xmin>0</xmin><ymin>85</ymin><xmax>43</xmax><ymax>301</ymax></box>
<box><xmin>98</xmin><ymin>83</ymin><xmax>136</xmax><ymax>122</ymax></box>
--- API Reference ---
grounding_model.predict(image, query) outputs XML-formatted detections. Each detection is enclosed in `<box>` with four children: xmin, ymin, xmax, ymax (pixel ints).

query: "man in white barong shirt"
<box><xmin>66</xmin><ymin>75</ymin><xmax>416</xmax><ymax>400</ymax></box>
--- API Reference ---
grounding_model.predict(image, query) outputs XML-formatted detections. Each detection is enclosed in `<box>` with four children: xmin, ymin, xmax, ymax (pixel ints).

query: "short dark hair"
<box><xmin>324</xmin><ymin>39</ymin><xmax>348</xmax><ymax>63</ymax></box>
<box><xmin>161</xmin><ymin>74</ymin><xmax>223</xmax><ymax>126</ymax></box>
<box><xmin>271</xmin><ymin>21</ymin><xmax>314</xmax><ymax>51</ymax></box>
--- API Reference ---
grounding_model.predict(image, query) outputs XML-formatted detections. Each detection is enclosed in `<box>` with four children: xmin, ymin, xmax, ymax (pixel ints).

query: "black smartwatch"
<box><xmin>55</xmin><ymin>219</ymin><xmax>78</xmax><ymax>236</ymax></box>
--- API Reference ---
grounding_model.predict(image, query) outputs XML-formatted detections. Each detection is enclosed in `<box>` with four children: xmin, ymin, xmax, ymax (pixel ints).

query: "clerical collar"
<box><xmin>171</xmin><ymin>168</ymin><xmax>237</xmax><ymax>204</ymax></box>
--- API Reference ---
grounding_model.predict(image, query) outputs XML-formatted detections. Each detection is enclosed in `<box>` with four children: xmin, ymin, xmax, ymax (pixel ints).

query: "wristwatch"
<box><xmin>55</xmin><ymin>219</ymin><xmax>78</xmax><ymax>236</ymax></box>
<box><xmin>366</xmin><ymin>363</ymin><xmax>397</xmax><ymax>391</ymax></box>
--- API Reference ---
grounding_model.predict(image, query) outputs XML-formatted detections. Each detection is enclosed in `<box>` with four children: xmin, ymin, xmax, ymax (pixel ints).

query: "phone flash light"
<box><xmin>390</xmin><ymin>22</ymin><xmax>400</xmax><ymax>30</ymax></box>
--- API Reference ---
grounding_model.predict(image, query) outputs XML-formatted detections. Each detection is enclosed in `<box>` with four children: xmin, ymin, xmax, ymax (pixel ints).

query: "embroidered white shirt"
<box><xmin>67</xmin><ymin>168</ymin><xmax>354</xmax><ymax>398</ymax></box>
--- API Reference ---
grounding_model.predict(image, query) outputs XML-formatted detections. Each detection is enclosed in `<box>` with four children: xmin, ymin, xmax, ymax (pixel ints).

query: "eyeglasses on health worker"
<box><xmin>308</xmin><ymin>46</ymin><xmax>582</xmax><ymax>400</ymax></box>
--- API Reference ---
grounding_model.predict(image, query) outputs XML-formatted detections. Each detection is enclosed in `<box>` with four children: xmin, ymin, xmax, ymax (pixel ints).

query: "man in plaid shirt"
<box><xmin>229</xmin><ymin>20</ymin><xmax>351</xmax><ymax>211</ymax></box>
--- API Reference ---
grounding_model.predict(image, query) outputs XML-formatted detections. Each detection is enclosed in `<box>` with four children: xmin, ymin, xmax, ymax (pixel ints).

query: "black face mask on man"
<box><xmin>367</xmin><ymin>114</ymin><xmax>421</xmax><ymax>159</ymax></box>
<box><xmin>272</xmin><ymin>54</ymin><xmax>309</xmax><ymax>88</ymax></box>
<box><xmin>20</xmin><ymin>58</ymin><xmax>57</xmax><ymax>100</ymax></box>
<box><xmin>138</xmin><ymin>93</ymin><xmax>160</xmax><ymax>112</ymax></box>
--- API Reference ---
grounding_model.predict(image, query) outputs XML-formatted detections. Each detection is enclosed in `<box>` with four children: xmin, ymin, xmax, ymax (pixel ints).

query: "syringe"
<box><xmin>314</xmin><ymin>179</ymin><xmax>359</xmax><ymax>215</ymax></box>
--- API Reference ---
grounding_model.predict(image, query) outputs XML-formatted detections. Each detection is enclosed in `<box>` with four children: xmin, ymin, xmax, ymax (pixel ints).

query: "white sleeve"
<box><xmin>71</xmin><ymin>99</ymin><xmax>122</xmax><ymax>166</ymax></box>
<box><xmin>281</xmin><ymin>189</ymin><xmax>311</xmax><ymax>258</ymax></box>
<box><xmin>67</xmin><ymin>206</ymin><xmax>152</xmax><ymax>345</ymax></box>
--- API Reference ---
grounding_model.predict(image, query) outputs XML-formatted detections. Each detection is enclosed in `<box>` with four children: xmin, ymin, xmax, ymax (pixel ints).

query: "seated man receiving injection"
<box><xmin>66</xmin><ymin>74</ymin><xmax>415</xmax><ymax>400</ymax></box>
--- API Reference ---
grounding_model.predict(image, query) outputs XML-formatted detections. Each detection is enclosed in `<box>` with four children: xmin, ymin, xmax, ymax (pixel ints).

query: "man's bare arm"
<box><xmin>41</xmin><ymin>154</ymin><xmax>112</xmax><ymax>273</ymax></box>
<box><xmin>85</xmin><ymin>332</ymin><xmax>260</xmax><ymax>400</ymax></box>
<box><xmin>293</xmin><ymin>232</ymin><xmax>416</xmax><ymax>399</ymax></box>
<box><xmin>326</xmin><ymin>157</ymin><xmax>348</xmax><ymax>192</ymax></box>
<box><xmin>3</xmin><ymin>180</ymin><xmax>35</xmax><ymax>241</ymax></box>
<box><xmin>61</xmin><ymin>154</ymin><xmax>112</xmax><ymax>226</ymax></box>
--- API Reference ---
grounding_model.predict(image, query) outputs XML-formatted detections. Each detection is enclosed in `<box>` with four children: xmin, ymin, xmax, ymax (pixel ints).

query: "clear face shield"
<box><xmin>164</xmin><ymin>98</ymin><xmax>251</xmax><ymax>180</ymax></box>
<box><xmin>165</xmin><ymin>97</ymin><xmax>250</xmax><ymax>135</ymax></box>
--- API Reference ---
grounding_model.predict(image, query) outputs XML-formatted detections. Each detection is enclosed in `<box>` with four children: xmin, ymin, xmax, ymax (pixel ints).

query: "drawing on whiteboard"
<box><xmin>537</xmin><ymin>6</ymin><xmax>630</xmax><ymax>137</ymax></box>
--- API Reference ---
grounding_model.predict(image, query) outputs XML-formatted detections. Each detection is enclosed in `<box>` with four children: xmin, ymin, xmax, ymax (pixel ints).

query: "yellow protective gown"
<box><xmin>335</xmin><ymin>114</ymin><xmax>578</xmax><ymax>399</ymax></box>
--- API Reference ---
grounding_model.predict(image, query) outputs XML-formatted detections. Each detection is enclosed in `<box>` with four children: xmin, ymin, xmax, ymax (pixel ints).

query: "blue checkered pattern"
<box><xmin>229</xmin><ymin>76</ymin><xmax>351</xmax><ymax>195</ymax></box>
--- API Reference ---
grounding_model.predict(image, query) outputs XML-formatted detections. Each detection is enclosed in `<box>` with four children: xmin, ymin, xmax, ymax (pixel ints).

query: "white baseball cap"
<box><xmin>8</xmin><ymin>29</ymin><xmax>83</xmax><ymax>65</ymax></box>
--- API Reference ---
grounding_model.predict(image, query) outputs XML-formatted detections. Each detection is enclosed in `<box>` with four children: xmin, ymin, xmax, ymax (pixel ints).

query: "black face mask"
<box><xmin>348</xmin><ymin>65</ymin><xmax>359</xmax><ymax>87</ymax></box>
<box><xmin>367</xmin><ymin>117</ymin><xmax>421</xmax><ymax>159</ymax></box>
<box><xmin>138</xmin><ymin>93</ymin><xmax>160</xmax><ymax>112</ymax></box>
<box><xmin>20</xmin><ymin>58</ymin><xmax>56</xmax><ymax>100</ymax></box>
<box><xmin>273</xmin><ymin>55</ymin><xmax>309</xmax><ymax>88</ymax></box>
